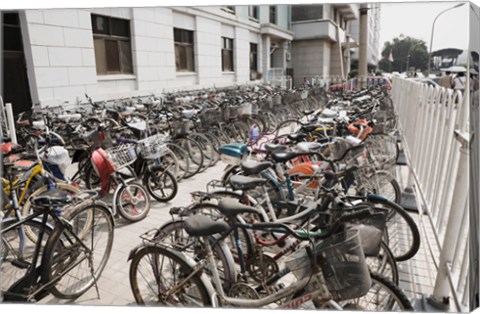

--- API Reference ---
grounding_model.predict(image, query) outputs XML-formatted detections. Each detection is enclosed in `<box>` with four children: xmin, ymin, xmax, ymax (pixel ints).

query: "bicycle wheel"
<box><xmin>166</xmin><ymin>143</ymin><xmax>190</xmax><ymax>181</ymax></box>
<box><xmin>129</xmin><ymin>245</ymin><xmax>211</xmax><ymax>306</ymax></box>
<box><xmin>365</xmin><ymin>241</ymin><xmax>399</xmax><ymax>286</ymax></box>
<box><xmin>115</xmin><ymin>182</ymin><xmax>151</xmax><ymax>222</ymax></box>
<box><xmin>160</xmin><ymin>148</ymin><xmax>181</xmax><ymax>181</ymax></box>
<box><xmin>340</xmin><ymin>273</ymin><xmax>413</xmax><ymax>311</ymax></box>
<box><xmin>155</xmin><ymin>219</ymin><xmax>235</xmax><ymax>292</ymax></box>
<box><xmin>352</xmin><ymin>170</ymin><xmax>401</xmax><ymax>204</ymax></box>
<box><xmin>84</xmin><ymin>161</ymin><xmax>101</xmax><ymax>189</ymax></box>
<box><xmin>189</xmin><ymin>133</ymin><xmax>215</xmax><ymax>170</ymax></box>
<box><xmin>1</xmin><ymin>220</ymin><xmax>53</xmax><ymax>294</ymax></box>
<box><xmin>145</xmin><ymin>168</ymin><xmax>178</xmax><ymax>202</ymax></box>
<box><xmin>358</xmin><ymin>197</ymin><xmax>420</xmax><ymax>262</ymax></box>
<box><xmin>21</xmin><ymin>183</ymin><xmax>82</xmax><ymax>243</ymax></box>
<box><xmin>174</xmin><ymin>137</ymin><xmax>204</xmax><ymax>177</ymax></box>
<box><xmin>42</xmin><ymin>200</ymin><xmax>114</xmax><ymax>299</ymax></box>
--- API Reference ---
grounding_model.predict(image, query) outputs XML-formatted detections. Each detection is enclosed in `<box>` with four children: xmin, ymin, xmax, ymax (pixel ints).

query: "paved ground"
<box><xmin>34</xmin><ymin>159</ymin><xmax>437</xmax><ymax>309</ymax></box>
<box><xmin>39</xmin><ymin>162</ymin><xmax>226</xmax><ymax>306</ymax></box>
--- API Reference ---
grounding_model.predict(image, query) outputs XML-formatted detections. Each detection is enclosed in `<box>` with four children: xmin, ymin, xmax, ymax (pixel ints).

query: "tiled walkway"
<box><xmin>34</xmin><ymin>160</ymin><xmax>437</xmax><ymax>309</ymax></box>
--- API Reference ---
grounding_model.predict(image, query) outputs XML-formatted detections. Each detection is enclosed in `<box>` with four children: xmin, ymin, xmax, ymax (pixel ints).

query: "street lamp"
<box><xmin>427</xmin><ymin>2</ymin><xmax>466</xmax><ymax>75</ymax></box>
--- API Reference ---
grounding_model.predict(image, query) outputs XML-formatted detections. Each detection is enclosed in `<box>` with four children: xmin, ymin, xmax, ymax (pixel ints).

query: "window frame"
<box><xmin>269</xmin><ymin>6</ymin><xmax>277</xmax><ymax>24</ymax></box>
<box><xmin>249</xmin><ymin>43</ymin><xmax>258</xmax><ymax>80</ymax></box>
<box><xmin>174</xmin><ymin>28</ymin><xmax>195</xmax><ymax>73</ymax></box>
<box><xmin>91</xmin><ymin>14</ymin><xmax>133</xmax><ymax>76</ymax></box>
<box><xmin>221</xmin><ymin>37</ymin><xmax>234</xmax><ymax>72</ymax></box>
<box><xmin>248</xmin><ymin>6</ymin><xmax>259</xmax><ymax>21</ymax></box>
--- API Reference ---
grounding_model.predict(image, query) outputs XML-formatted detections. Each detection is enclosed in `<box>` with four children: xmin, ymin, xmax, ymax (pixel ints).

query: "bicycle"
<box><xmin>1</xmin><ymin>187</ymin><xmax>114</xmax><ymax>301</ymax></box>
<box><xmin>128</xmin><ymin>209</ymin><xmax>412</xmax><ymax>310</ymax></box>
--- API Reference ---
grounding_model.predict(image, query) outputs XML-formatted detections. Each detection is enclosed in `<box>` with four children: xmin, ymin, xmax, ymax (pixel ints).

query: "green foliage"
<box><xmin>379</xmin><ymin>36</ymin><xmax>429</xmax><ymax>73</ymax></box>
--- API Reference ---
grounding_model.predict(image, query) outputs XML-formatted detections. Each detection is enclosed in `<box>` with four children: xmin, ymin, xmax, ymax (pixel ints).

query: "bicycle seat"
<box><xmin>287</xmin><ymin>133</ymin><xmax>307</xmax><ymax>142</ymax></box>
<box><xmin>301</xmin><ymin>125</ymin><xmax>320</xmax><ymax>133</ymax></box>
<box><xmin>241</xmin><ymin>160</ymin><xmax>273</xmax><ymax>175</ymax></box>
<box><xmin>229</xmin><ymin>175</ymin><xmax>267</xmax><ymax>191</ymax></box>
<box><xmin>184</xmin><ymin>215</ymin><xmax>229</xmax><ymax>237</ymax></box>
<box><xmin>218</xmin><ymin>197</ymin><xmax>260</xmax><ymax>217</ymax></box>
<box><xmin>31</xmin><ymin>189</ymin><xmax>73</xmax><ymax>208</ymax></box>
<box><xmin>271</xmin><ymin>151</ymin><xmax>300</xmax><ymax>163</ymax></box>
<box><xmin>263</xmin><ymin>143</ymin><xmax>288</xmax><ymax>153</ymax></box>
<box><xmin>303</xmin><ymin>109</ymin><xmax>314</xmax><ymax>116</ymax></box>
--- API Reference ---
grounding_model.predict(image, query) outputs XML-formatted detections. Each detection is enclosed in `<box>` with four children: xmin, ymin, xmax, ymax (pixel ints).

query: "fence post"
<box><xmin>5</xmin><ymin>103</ymin><xmax>17</xmax><ymax>144</ymax></box>
<box><xmin>428</xmin><ymin>130</ymin><xmax>469</xmax><ymax>310</ymax></box>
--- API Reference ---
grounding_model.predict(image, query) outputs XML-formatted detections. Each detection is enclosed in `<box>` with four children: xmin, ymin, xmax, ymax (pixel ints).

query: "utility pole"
<box><xmin>358</xmin><ymin>4</ymin><xmax>369</xmax><ymax>88</ymax></box>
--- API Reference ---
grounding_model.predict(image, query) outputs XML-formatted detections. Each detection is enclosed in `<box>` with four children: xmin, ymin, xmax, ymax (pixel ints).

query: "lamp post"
<box><xmin>427</xmin><ymin>2</ymin><xmax>466</xmax><ymax>75</ymax></box>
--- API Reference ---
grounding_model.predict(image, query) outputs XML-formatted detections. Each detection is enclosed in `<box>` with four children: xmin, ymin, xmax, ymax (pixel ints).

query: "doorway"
<box><xmin>2</xmin><ymin>12</ymin><xmax>32</xmax><ymax>116</ymax></box>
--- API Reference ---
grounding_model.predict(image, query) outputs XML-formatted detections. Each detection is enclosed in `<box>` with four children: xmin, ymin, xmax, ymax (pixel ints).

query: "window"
<box><xmin>292</xmin><ymin>5</ymin><xmax>323</xmax><ymax>22</ymax></box>
<box><xmin>222</xmin><ymin>37</ymin><xmax>234</xmax><ymax>72</ymax></box>
<box><xmin>269</xmin><ymin>6</ymin><xmax>277</xmax><ymax>24</ymax></box>
<box><xmin>248</xmin><ymin>6</ymin><xmax>258</xmax><ymax>20</ymax></box>
<box><xmin>174</xmin><ymin>28</ymin><xmax>195</xmax><ymax>72</ymax></box>
<box><xmin>92</xmin><ymin>14</ymin><xmax>133</xmax><ymax>75</ymax></box>
<box><xmin>250</xmin><ymin>43</ymin><xmax>258</xmax><ymax>80</ymax></box>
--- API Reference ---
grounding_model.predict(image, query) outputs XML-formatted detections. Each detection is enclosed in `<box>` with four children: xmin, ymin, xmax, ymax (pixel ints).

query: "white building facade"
<box><xmin>350</xmin><ymin>3</ymin><xmax>381</xmax><ymax>72</ymax></box>
<box><xmin>1</xmin><ymin>6</ymin><xmax>293</xmax><ymax>114</ymax></box>
<box><xmin>289</xmin><ymin>4</ymin><xmax>359</xmax><ymax>87</ymax></box>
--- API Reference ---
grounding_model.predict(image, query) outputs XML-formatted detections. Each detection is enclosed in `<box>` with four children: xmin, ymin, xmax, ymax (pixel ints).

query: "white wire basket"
<box><xmin>138</xmin><ymin>134</ymin><xmax>169</xmax><ymax>159</ymax></box>
<box><xmin>105</xmin><ymin>144</ymin><xmax>137</xmax><ymax>170</ymax></box>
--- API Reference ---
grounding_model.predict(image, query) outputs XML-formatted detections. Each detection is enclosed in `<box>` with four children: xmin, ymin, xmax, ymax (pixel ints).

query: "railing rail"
<box><xmin>391</xmin><ymin>76</ymin><xmax>469</xmax><ymax>312</ymax></box>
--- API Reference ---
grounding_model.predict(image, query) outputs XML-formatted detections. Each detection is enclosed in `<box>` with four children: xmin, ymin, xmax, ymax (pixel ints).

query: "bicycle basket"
<box><xmin>315</xmin><ymin>229</ymin><xmax>371</xmax><ymax>301</ymax></box>
<box><xmin>104</xmin><ymin>144</ymin><xmax>137</xmax><ymax>170</ymax></box>
<box><xmin>138</xmin><ymin>134</ymin><xmax>169</xmax><ymax>159</ymax></box>
<box><xmin>344</xmin><ymin>208</ymin><xmax>387</xmax><ymax>256</ymax></box>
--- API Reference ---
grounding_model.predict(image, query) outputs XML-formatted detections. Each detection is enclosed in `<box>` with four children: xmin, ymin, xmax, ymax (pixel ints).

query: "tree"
<box><xmin>378</xmin><ymin>36</ymin><xmax>429</xmax><ymax>73</ymax></box>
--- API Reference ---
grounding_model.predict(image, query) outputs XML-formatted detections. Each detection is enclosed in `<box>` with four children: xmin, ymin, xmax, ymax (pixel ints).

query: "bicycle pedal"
<box><xmin>11</xmin><ymin>259</ymin><xmax>31</xmax><ymax>269</ymax></box>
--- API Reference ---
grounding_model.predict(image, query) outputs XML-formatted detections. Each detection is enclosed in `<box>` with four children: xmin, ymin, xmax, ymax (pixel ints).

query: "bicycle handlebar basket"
<box><xmin>138</xmin><ymin>134</ymin><xmax>169</xmax><ymax>159</ymax></box>
<box><xmin>104</xmin><ymin>144</ymin><xmax>137</xmax><ymax>170</ymax></box>
<box><xmin>285</xmin><ymin>229</ymin><xmax>371</xmax><ymax>301</ymax></box>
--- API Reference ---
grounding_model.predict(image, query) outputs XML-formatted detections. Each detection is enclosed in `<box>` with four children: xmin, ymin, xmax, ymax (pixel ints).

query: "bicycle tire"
<box><xmin>145</xmin><ymin>168</ymin><xmax>178</xmax><ymax>202</ymax></box>
<box><xmin>358</xmin><ymin>197</ymin><xmax>420</xmax><ymax>262</ymax></box>
<box><xmin>365</xmin><ymin>241</ymin><xmax>399</xmax><ymax>286</ymax></box>
<box><xmin>115</xmin><ymin>182</ymin><xmax>151</xmax><ymax>222</ymax></box>
<box><xmin>174</xmin><ymin>137</ymin><xmax>204</xmax><ymax>177</ymax></box>
<box><xmin>340</xmin><ymin>273</ymin><xmax>413</xmax><ymax>311</ymax></box>
<box><xmin>189</xmin><ymin>133</ymin><xmax>215</xmax><ymax>170</ymax></box>
<box><xmin>1</xmin><ymin>219</ymin><xmax>53</xmax><ymax>294</ymax></box>
<box><xmin>21</xmin><ymin>183</ymin><xmax>82</xmax><ymax>243</ymax></box>
<box><xmin>165</xmin><ymin>143</ymin><xmax>190</xmax><ymax>181</ymax></box>
<box><xmin>42</xmin><ymin>200</ymin><xmax>114</xmax><ymax>299</ymax></box>
<box><xmin>129</xmin><ymin>245</ymin><xmax>212</xmax><ymax>306</ymax></box>
<box><xmin>155</xmin><ymin>219</ymin><xmax>235</xmax><ymax>292</ymax></box>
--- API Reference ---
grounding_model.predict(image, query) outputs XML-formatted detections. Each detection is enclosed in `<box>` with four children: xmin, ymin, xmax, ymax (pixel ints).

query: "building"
<box><xmin>289</xmin><ymin>4</ymin><xmax>359</xmax><ymax>87</ymax></box>
<box><xmin>350</xmin><ymin>3</ymin><xmax>381</xmax><ymax>73</ymax></box>
<box><xmin>1</xmin><ymin>5</ymin><xmax>293</xmax><ymax>115</ymax></box>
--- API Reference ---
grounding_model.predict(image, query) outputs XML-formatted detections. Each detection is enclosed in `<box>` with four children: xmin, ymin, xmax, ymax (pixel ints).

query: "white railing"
<box><xmin>391</xmin><ymin>77</ymin><xmax>470</xmax><ymax>312</ymax></box>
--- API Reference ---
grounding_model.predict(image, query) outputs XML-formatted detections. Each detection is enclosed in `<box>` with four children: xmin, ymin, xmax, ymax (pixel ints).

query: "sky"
<box><xmin>378</xmin><ymin>1</ymin><xmax>470</xmax><ymax>53</ymax></box>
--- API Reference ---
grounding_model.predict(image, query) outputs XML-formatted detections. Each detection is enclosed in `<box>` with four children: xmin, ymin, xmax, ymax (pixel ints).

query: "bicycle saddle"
<box><xmin>184</xmin><ymin>215</ymin><xmax>229</xmax><ymax>237</ymax></box>
<box><xmin>303</xmin><ymin>109</ymin><xmax>314</xmax><ymax>116</ymax></box>
<box><xmin>229</xmin><ymin>175</ymin><xmax>267</xmax><ymax>191</ymax></box>
<box><xmin>270</xmin><ymin>151</ymin><xmax>300</xmax><ymax>163</ymax></box>
<box><xmin>263</xmin><ymin>143</ymin><xmax>288</xmax><ymax>153</ymax></box>
<box><xmin>241</xmin><ymin>160</ymin><xmax>273</xmax><ymax>175</ymax></box>
<box><xmin>218</xmin><ymin>197</ymin><xmax>260</xmax><ymax>217</ymax></box>
<box><xmin>287</xmin><ymin>133</ymin><xmax>307</xmax><ymax>142</ymax></box>
<box><xmin>31</xmin><ymin>189</ymin><xmax>74</xmax><ymax>208</ymax></box>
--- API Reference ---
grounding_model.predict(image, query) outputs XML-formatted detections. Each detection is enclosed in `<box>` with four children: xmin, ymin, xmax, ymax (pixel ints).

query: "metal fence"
<box><xmin>391</xmin><ymin>76</ymin><xmax>470</xmax><ymax>311</ymax></box>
